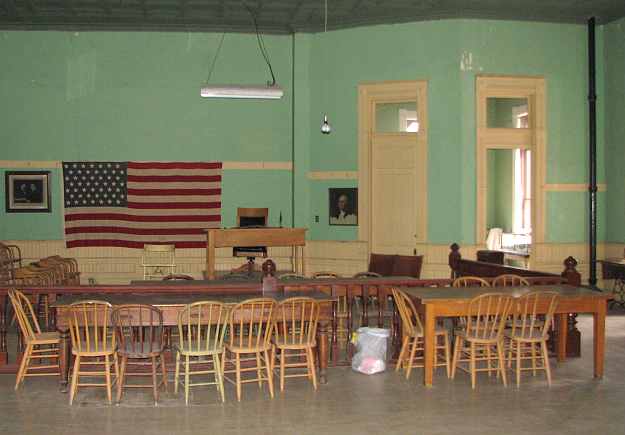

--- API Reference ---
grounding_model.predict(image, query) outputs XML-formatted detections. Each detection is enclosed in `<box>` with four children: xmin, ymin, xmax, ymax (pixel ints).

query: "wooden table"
<box><xmin>402</xmin><ymin>285</ymin><xmax>610</xmax><ymax>387</ymax></box>
<box><xmin>205</xmin><ymin>227</ymin><xmax>307</xmax><ymax>280</ymax></box>
<box><xmin>52</xmin><ymin>290</ymin><xmax>334</xmax><ymax>392</ymax></box>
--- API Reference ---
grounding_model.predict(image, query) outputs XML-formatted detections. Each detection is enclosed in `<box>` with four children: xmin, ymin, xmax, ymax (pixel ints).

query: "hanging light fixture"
<box><xmin>200</xmin><ymin>6</ymin><xmax>283</xmax><ymax>100</ymax></box>
<box><xmin>321</xmin><ymin>0</ymin><xmax>332</xmax><ymax>134</ymax></box>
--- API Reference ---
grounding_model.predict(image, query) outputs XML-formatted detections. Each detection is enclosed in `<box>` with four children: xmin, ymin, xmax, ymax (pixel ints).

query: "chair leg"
<box><xmin>117</xmin><ymin>356</ymin><xmax>127</xmax><ymax>403</ymax></box>
<box><xmin>104</xmin><ymin>355</ymin><xmax>112</xmax><ymax>405</ymax></box>
<box><xmin>213</xmin><ymin>353</ymin><xmax>225</xmax><ymax>403</ymax></box>
<box><xmin>256</xmin><ymin>352</ymin><xmax>263</xmax><ymax>389</ymax></box>
<box><xmin>307</xmin><ymin>347</ymin><xmax>318</xmax><ymax>390</ymax></box>
<box><xmin>235</xmin><ymin>353</ymin><xmax>241</xmax><ymax>402</ymax></box>
<box><xmin>15</xmin><ymin>344</ymin><xmax>32</xmax><ymax>390</ymax></box>
<box><xmin>151</xmin><ymin>356</ymin><xmax>159</xmax><ymax>404</ymax></box>
<box><xmin>451</xmin><ymin>337</ymin><xmax>462</xmax><ymax>380</ymax></box>
<box><xmin>531</xmin><ymin>342</ymin><xmax>537</xmax><ymax>376</ymax></box>
<box><xmin>279</xmin><ymin>348</ymin><xmax>285</xmax><ymax>392</ymax></box>
<box><xmin>541</xmin><ymin>340</ymin><xmax>552</xmax><ymax>386</ymax></box>
<box><xmin>113</xmin><ymin>353</ymin><xmax>120</xmax><ymax>383</ymax></box>
<box><xmin>469</xmin><ymin>342</ymin><xmax>476</xmax><ymax>389</ymax></box>
<box><xmin>264</xmin><ymin>350</ymin><xmax>274</xmax><ymax>399</ymax></box>
<box><xmin>405</xmin><ymin>338</ymin><xmax>418</xmax><ymax>380</ymax></box>
<box><xmin>443</xmin><ymin>332</ymin><xmax>451</xmax><ymax>378</ymax></box>
<box><xmin>486</xmin><ymin>345</ymin><xmax>493</xmax><ymax>377</ymax></box>
<box><xmin>396</xmin><ymin>335</ymin><xmax>409</xmax><ymax>372</ymax></box>
<box><xmin>496</xmin><ymin>341</ymin><xmax>507</xmax><ymax>387</ymax></box>
<box><xmin>185</xmin><ymin>355</ymin><xmax>191</xmax><ymax>405</ymax></box>
<box><xmin>516</xmin><ymin>341</ymin><xmax>522</xmax><ymax>387</ymax></box>
<box><xmin>69</xmin><ymin>355</ymin><xmax>80</xmax><ymax>405</ymax></box>
<box><xmin>174</xmin><ymin>352</ymin><xmax>180</xmax><ymax>395</ymax></box>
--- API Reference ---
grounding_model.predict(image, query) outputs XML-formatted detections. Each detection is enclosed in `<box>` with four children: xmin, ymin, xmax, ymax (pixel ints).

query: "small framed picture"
<box><xmin>329</xmin><ymin>187</ymin><xmax>358</xmax><ymax>226</ymax></box>
<box><xmin>5</xmin><ymin>171</ymin><xmax>51</xmax><ymax>213</ymax></box>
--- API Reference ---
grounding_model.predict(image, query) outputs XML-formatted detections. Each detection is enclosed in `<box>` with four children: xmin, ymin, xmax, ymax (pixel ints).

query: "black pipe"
<box><xmin>291</xmin><ymin>32</ymin><xmax>296</xmax><ymax>228</ymax></box>
<box><xmin>588</xmin><ymin>17</ymin><xmax>598</xmax><ymax>287</ymax></box>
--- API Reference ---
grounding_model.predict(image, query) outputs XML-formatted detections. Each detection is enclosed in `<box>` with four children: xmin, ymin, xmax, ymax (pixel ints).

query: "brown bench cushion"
<box><xmin>368</xmin><ymin>253</ymin><xmax>397</xmax><ymax>276</ymax></box>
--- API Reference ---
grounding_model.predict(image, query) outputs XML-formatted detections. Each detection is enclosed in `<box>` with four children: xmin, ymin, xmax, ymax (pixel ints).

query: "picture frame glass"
<box><xmin>329</xmin><ymin>188</ymin><xmax>358</xmax><ymax>226</ymax></box>
<box><xmin>5</xmin><ymin>171</ymin><xmax>51</xmax><ymax>213</ymax></box>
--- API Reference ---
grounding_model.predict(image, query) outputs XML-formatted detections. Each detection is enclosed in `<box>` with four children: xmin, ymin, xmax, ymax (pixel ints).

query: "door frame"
<box><xmin>357</xmin><ymin>80</ymin><xmax>429</xmax><ymax>253</ymax></box>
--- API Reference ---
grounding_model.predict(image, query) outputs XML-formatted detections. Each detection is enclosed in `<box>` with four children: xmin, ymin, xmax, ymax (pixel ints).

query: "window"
<box><xmin>513</xmin><ymin>149</ymin><xmax>531</xmax><ymax>236</ymax></box>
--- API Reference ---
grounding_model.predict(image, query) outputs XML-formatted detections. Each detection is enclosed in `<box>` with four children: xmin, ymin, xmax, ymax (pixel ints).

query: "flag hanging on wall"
<box><xmin>62</xmin><ymin>161</ymin><xmax>222</xmax><ymax>248</ymax></box>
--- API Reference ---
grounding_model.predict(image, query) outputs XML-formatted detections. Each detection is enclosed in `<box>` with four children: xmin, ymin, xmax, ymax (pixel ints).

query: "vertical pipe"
<box><xmin>588</xmin><ymin>17</ymin><xmax>598</xmax><ymax>286</ymax></box>
<box><xmin>291</xmin><ymin>32</ymin><xmax>296</xmax><ymax>228</ymax></box>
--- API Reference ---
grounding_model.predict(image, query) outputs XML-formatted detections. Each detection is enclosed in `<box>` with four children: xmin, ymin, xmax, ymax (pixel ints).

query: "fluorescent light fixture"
<box><xmin>200</xmin><ymin>84</ymin><xmax>283</xmax><ymax>99</ymax></box>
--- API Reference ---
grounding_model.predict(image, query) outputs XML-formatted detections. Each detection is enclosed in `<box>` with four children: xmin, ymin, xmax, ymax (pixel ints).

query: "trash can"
<box><xmin>351</xmin><ymin>327</ymin><xmax>390</xmax><ymax>375</ymax></box>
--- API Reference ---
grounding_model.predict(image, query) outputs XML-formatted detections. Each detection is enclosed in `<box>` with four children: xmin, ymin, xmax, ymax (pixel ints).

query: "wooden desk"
<box><xmin>402</xmin><ymin>285</ymin><xmax>609</xmax><ymax>387</ymax></box>
<box><xmin>52</xmin><ymin>290</ymin><xmax>333</xmax><ymax>391</ymax></box>
<box><xmin>600</xmin><ymin>258</ymin><xmax>625</xmax><ymax>308</ymax></box>
<box><xmin>205</xmin><ymin>228</ymin><xmax>307</xmax><ymax>280</ymax></box>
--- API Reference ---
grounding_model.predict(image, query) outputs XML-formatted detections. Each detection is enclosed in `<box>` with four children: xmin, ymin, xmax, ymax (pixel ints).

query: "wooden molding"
<box><xmin>544</xmin><ymin>183</ymin><xmax>607</xmax><ymax>192</ymax></box>
<box><xmin>0</xmin><ymin>161</ymin><xmax>61</xmax><ymax>168</ymax></box>
<box><xmin>1</xmin><ymin>160</ymin><xmax>293</xmax><ymax>171</ymax></box>
<box><xmin>307</xmin><ymin>171</ymin><xmax>358</xmax><ymax>180</ymax></box>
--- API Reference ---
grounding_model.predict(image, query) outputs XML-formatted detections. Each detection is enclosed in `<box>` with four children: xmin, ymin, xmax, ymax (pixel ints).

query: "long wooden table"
<box><xmin>403</xmin><ymin>285</ymin><xmax>610</xmax><ymax>387</ymax></box>
<box><xmin>52</xmin><ymin>290</ymin><xmax>334</xmax><ymax>391</ymax></box>
<box><xmin>205</xmin><ymin>228</ymin><xmax>307</xmax><ymax>279</ymax></box>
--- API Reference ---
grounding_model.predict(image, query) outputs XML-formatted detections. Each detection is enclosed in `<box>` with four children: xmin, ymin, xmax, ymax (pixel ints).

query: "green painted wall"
<box><xmin>308</xmin><ymin>19</ymin><xmax>606</xmax><ymax>244</ymax></box>
<box><xmin>605</xmin><ymin>18</ymin><xmax>625</xmax><ymax>243</ymax></box>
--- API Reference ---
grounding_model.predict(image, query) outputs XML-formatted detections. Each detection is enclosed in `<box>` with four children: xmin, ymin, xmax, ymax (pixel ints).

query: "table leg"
<box><xmin>593</xmin><ymin>300</ymin><xmax>606</xmax><ymax>378</ymax></box>
<box><xmin>362</xmin><ymin>286</ymin><xmax>369</xmax><ymax>327</ymax></box>
<box><xmin>0</xmin><ymin>295</ymin><xmax>7</xmax><ymax>365</ymax></box>
<box><xmin>59</xmin><ymin>328</ymin><xmax>71</xmax><ymax>392</ymax></box>
<box><xmin>377</xmin><ymin>286</ymin><xmax>383</xmax><ymax>328</ymax></box>
<box><xmin>557</xmin><ymin>313</ymin><xmax>568</xmax><ymax>362</ymax></box>
<box><xmin>423</xmin><ymin>304</ymin><xmax>436</xmax><ymax>387</ymax></box>
<box><xmin>318</xmin><ymin>320</ymin><xmax>329</xmax><ymax>384</ymax></box>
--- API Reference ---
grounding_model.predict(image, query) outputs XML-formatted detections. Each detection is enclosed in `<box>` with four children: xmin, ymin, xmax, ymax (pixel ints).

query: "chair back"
<box><xmin>222</xmin><ymin>273</ymin><xmax>250</xmax><ymax>281</ymax></box>
<box><xmin>312</xmin><ymin>271</ymin><xmax>340</xmax><ymax>279</ymax></box>
<box><xmin>391</xmin><ymin>288</ymin><xmax>424</xmax><ymax>336</ymax></box>
<box><xmin>492</xmin><ymin>274</ymin><xmax>530</xmax><ymax>287</ymax></box>
<box><xmin>112</xmin><ymin>304</ymin><xmax>164</xmax><ymax>356</ymax></box>
<box><xmin>8</xmin><ymin>289</ymin><xmax>41</xmax><ymax>341</ymax></box>
<box><xmin>68</xmin><ymin>301</ymin><xmax>115</xmax><ymax>354</ymax></box>
<box><xmin>511</xmin><ymin>291</ymin><xmax>559</xmax><ymax>340</ymax></box>
<box><xmin>177</xmin><ymin>301</ymin><xmax>229</xmax><ymax>353</ymax></box>
<box><xmin>279</xmin><ymin>273</ymin><xmax>307</xmax><ymax>281</ymax></box>
<box><xmin>464</xmin><ymin>293</ymin><xmax>513</xmax><ymax>340</ymax></box>
<box><xmin>353</xmin><ymin>271</ymin><xmax>382</xmax><ymax>279</ymax></box>
<box><xmin>229</xmin><ymin>298</ymin><xmax>276</xmax><ymax>350</ymax></box>
<box><xmin>452</xmin><ymin>276</ymin><xmax>491</xmax><ymax>287</ymax></box>
<box><xmin>274</xmin><ymin>297</ymin><xmax>320</xmax><ymax>346</ymax></box>
<box><xmin>142</xmin><ymin>244</ymin><xmax>175</xmax><ymax>279</ymax></box>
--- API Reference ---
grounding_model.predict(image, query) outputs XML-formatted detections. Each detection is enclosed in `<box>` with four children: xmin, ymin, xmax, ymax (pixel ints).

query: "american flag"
<box><xmin>62</xmin><ymin>161</ymin><xmax>222</xmax><ymax>248</ymax></box>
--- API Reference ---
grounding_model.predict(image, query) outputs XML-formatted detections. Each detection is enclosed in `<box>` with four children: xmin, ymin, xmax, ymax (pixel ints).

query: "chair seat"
<box><xmin>506</xmin><ymin>330</ymin><xmax>547</xmax><ymax>342</ymax></box>
<box><xmin>273</xmin><ymin>338</ymin><xmax>316</xmax><ymax>349</ymax></box>
<box><xmin>456</xmin><ymin>330</ymin><xmax>501</xmax><ymax>343</ymax></box>
<box><xmin>118</xmin><ymin>341</ymin><xmax>164</xmax><ymax>357</ymax></box>
<box><xmin>173</xmin><ymin>343</ymin><xmax>224</xmax><ymax>356</ymax></box>
<box><xmin>227</xmin><ymin>341</ymin><xmax>272</xmax><ymax>354</ymax></box>
<box><xmin>72</xmin><ymin>341</ymin><xmax>116</xmax><ymax>356</ymax></box>
<box><xmin>407</xmin><ymin>326</ymin><xmax>448</xmax><ymax>338</ymax></box>
<box><xmin>31</xmin><ymin>331</ymin><xmax>61</xmax><ymax>345</ymax></box>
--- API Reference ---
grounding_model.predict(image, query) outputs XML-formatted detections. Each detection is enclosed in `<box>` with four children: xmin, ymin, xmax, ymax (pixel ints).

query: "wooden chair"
<box><xmin>112</xmin><ymin>304</ymin><xmax>167</xmax><ymax>404</ymax></box>
<box><xmin>142</xmin><ymin>244</ymin><xmax>176</xmax><ymax>280</ymax></box>
<box><xmin>8</xmin><ymin>289</ymin><xmax>61</xmax><ymax>390</ymax></box>
<box><xmin>273</xmin><ymin>297</ymin><xmax>320</xmax><ymax>391</ymax></box>
<box><xmin>353</xmin><ymin>271</ymin><xmax>382</xmax><ymax>279</ymax></box>
<box><xmin>68</xmin><ymin>301</ymin><xmax>119</xmax><ymax>405</ymax></box>
<box><xmin>392</xmin><ymin>288</ymin><xmax>450</xmax><ymax>379</ymax></box>
<box><xmin>224</xmin><ymin>298</ymin><xmax>276</xmax><ymax>401</ymax></box>
<box><xmin>174</xmin><ymin>301</ymin><xmax>229</xmax><ymax>404</ymax></box>
<box><xmin>452</xmin><ymin>276</ymin><xmax>491</xmax><ymax>287</ymax></box>
<box><xmin>507</xmin><ymin>291</ymin><xmax>559</xmax><ymax>386</ymax></box>
<box><xmin>492</xmin><ymin>274</ymin><xmax>530</xmax><ymax>287</ymax></box>
<box><xmin>278</xmin><ymin>273</ymin><xmax>307</xmax><ymax>281</ymax></box>
<box><xmin>312</xmin><ymin>271</ymin><xmax>340</xmax><ymax>279</ymax></box>
<box><xmin>312</xmin><ymin>272</ymin><xmax>349</xmax><ymax>343</ymax></box>
<box><xmin>451</xmin><ymin>293</ymin><xmax>513</xmax><ymax>389</ymax></box>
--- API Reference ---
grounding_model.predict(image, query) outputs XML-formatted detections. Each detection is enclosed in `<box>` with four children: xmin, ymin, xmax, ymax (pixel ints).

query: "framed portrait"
<box><xmin>5</xmin><ymin>171</ymin><xmax>51</xmax><ymax>213</ymax></box>
<box><xmin>329</xmin><ymin>187</ymin><xmax>358</xmax><ymax>226</ymax></box>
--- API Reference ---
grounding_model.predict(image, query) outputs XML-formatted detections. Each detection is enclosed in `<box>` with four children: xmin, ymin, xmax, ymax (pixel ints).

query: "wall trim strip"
<box><xmin>0</xmin><ymin>161</ymin><xmax>293</xmax><ymax>171</ymax></box>
<box><xmin>544</xmin><ymin>183</ymin><xmax>607</xmax><ymax>192</ymax></box>
<box><xmin>307</xmin><ymin>171</ymin><xmax>358</xmax><ymax>180</ymax></box>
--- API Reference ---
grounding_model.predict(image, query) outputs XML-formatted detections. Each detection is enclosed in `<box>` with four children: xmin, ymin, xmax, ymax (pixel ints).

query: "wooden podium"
<box><xmin>205</xmin><ymin>228</ymin><xmax>307</xmax><ymax>280</ymax></box>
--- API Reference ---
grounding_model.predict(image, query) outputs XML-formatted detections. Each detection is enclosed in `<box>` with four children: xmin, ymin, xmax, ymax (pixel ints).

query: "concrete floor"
<box><xmin>1</xmin><ymin>314</ymin><xmax>624</xmax><ymax>435</ymax></box>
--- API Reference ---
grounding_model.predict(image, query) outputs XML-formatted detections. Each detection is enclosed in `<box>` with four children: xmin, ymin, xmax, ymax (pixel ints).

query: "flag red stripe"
<box><xmin>65</xmin><ymin>226</ymin><xmax>207</xmax><ymax>235</ymax></box>
<box><xmin>127</xmin><ymin>175</ymin><xmax>222</xmax><ymax>183</ymax></box>
<box><xmin>66</xmin><ymin>239</ymin><xmax>206</xmax><ymax>249</ymax></box>
<box><xmin>127</xmin><ymin>201</ymin><xmax>221</xmax><ymax>209</ymax></box>
<box><xmin>65</xmin><ymin>213</ymin><xmax>220</xmax><ymax>223</ymax></box>
<box><xmin>127</xmin><ymin>188</ymin><xmax>222</xmax><ymax>196</ymax></box>
<box><xmin>127</xmin><ymin>162</ymin><xmax>222</xmax><ymax>170</ymax></box>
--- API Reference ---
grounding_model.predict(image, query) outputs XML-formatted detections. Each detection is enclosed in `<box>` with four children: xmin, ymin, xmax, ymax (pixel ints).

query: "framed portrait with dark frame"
<box><xmin>5</xmin><ymin>171</ymin><xmax>52</xmax><ymax>213</ymax></box>
<box><xmin>329</xmin><ymin>187</ymin><xmax>358</xmax><ymax>226</ymax></box>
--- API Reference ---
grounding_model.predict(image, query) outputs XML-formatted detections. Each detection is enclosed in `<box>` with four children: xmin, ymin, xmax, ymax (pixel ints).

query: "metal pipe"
<box><xmin>588</xmin><ymin>17</ymin><xmax>598</xmax><ymax>287</ymax></box>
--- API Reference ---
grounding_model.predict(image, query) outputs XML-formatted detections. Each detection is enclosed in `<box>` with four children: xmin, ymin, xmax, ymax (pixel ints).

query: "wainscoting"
<box><xmin>3</xmin><ymin>239</ymin><xmax>612</xmax><ymax>285</ymax></box>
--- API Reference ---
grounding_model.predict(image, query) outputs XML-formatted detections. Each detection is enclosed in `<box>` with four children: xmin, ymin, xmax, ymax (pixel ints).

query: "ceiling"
<box><xmin>1</xmin><ymin>0</ymin><xmax>624</xmax><ymax>34</ymax></box>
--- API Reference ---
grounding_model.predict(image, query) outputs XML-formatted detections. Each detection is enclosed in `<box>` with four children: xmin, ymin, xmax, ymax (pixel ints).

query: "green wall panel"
<box><xmin>546</xmin><ymin>191</ymin><xmax>606</xmax><ymax>243</ymax></box>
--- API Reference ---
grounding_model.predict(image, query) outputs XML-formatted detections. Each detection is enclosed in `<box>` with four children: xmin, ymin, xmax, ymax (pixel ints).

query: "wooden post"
<box><xmin>448</xmin><ymin>243</ymin><xmax>461</xmax><ymax>279</ymax></box>
<box><xmin>206</xmin><ymin>230</ymin><xmax>216</xmax><ymax>280</ymax></box>
<box><xmin>0</xmin><ymin>294</ymin><xmax>7</xmax><ymax>365</ymax></box>
<box><xmin>560</xmin><ymin>256</ymin><xmax>582</xmax><ymax>358</ymax></box>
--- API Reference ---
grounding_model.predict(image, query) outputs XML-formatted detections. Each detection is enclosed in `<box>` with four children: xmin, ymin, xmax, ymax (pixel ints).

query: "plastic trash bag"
<box><xmin>351</xmin><ymin>327</ymin><xmax>390</xmax><ymax>375</ymax></box>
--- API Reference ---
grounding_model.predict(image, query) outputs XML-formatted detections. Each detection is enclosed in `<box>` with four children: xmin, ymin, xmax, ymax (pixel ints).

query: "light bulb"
<box><xmin>321</xmin><ymin>115</ymin><xmax>332</xmax><ymax>134</ymax></box>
